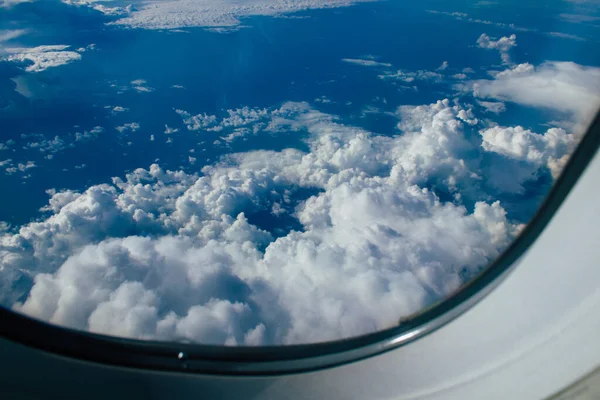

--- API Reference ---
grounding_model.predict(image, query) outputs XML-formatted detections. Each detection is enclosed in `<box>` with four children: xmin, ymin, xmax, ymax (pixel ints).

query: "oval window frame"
<box><xmin>1</xmin><ymin>110</ymin><xmax>599</xmax><ymax>376</ymax></box>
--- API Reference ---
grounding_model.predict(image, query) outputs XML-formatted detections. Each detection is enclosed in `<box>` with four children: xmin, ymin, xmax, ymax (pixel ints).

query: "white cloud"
<box><xmin>546</xmin><ymin>32</ymin><xmax>586</xmax><ymax>41</ymax></box>
<box><xmin>427</xmin><ymin>10</ymin><xmax>532</xmax><ymax>32</ymax></box>
<box><xmin>164</xmin><ymin>125</ymin><xmax>179</xmax><ymax>134</ymax></box>
<box><xmin>315</xmin><ymin>96</ymin><xmax>332</xmax><ymax>104</ymax></box>
<box><xmin>116</xmin><ymin>122</ymin><xmax>141</xmax><ymax>133</ymax></box>
<box><xmin>75</xmin><ymin>126</ymin><xmax>104</xmax><ymax>141</ymax></box>
<box><xmin>437</xmin><ymin>61</ymin><xmax>449</xmax><ymax>71</ymax></box>
<box><xmin>379</xmin><ymin>69</ymin><xmax>443</xmax><ymax>83</ymax></box>
<box><xmin>1</xmin><ymin>98</ymin><xmax>560</xmax><ymax>345</ymax></box>
<box><xmin>476</xmin><ymin>33</ymin><xmax>517</xmax><ymax>64</ymax></box>
<box><xmin>480</xmin><ymin>126</ymin><xmax>579</xmax><ymax>178</ymax></box>
<box><xmin>76</xmin><ymin>43</ymin><xmax>97</xmax><ymax>53</ymax></box>
<box><xmin>109</xmin><ymin>0</ymin><xmax>376</xmax><ymax>30</ymax></box>
<box><xmin>130</xmin><ymin>79</ymin><xmax>154</xmax><ymax>93</ymax></box>
<box><xmin>62</xmin><ymin>0</ymin><xmax>132</xmax><ymax>15</ymax></box>
<box><xmin>175</xmin><ymin>109</ymin><xmax>218</xmax><ymax>131</ymax></box>
<box><xmin>25</xmin><ymin>135</ymin><xmax>71</xmax><ymax>153</ymax></box>
<box><xmin>0</xmin><ymin>29</ymin><xmax>28</xmax><ymax>43</ymax></box>
<box><xmin>0</xmin><ymin>0</ymin><xmax>32</xmax><ymax>8</ymax></box>
<box><xmin>469</xmin><ymin>61</ymin><xmax>600</xmax><ymax>133</ymax></box>
<box><xmin>221</xmin><ymin>106</ymin><xmax>269</xmax><ymax>129</ymax></box>
<box><xmin>559</xmin><ymin>13</ymin><xmax>600</xmax><ymax>23</ymax></box>
<box><xmin>105</xmin><ymin>105</ymin><xmax>128</xmax><ymax>113</ymax></box>
<box><xmin>477</xmin><ymin>100</ymin><xmax>506</xmax><ymax>114</ymax></box>
<box><xmin>342</xmin><ymin>58</ymin><xmax>392</xmax><ymax>68</ymax></box>
<box><xmin>5</xmin><ymin>160</ymin><xmax>36</xmax><ymax>175</ymax></box>
<box><xmin>4</xmin><ymin>45</ymin><xmax>82</xmax><ymax>72</ymax></box>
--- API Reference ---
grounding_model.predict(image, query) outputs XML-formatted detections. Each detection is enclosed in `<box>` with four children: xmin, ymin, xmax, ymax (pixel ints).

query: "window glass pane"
<box><xmin>0</xmin><ymin>0</ymin><xmax>598</xmax><ymax>346</ymax></box>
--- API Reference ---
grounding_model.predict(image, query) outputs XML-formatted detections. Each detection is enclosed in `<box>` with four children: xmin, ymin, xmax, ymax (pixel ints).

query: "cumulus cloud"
<box><xmin>4</xmin><ymin>45</ymin><xmax>82</xmax><ymax>72</ymax></box>
<box><xmin>105</xmin><ymin>105</ymin><xmax>129</xmax><ymax>113</ymax></box>
<box><xmin>116</xmin><ymin>122</ymin><xmax>140</xmax><ymax>133</ymax></box>
<box><xmin>175</xmin><ymin>109</ymin><xmax>218</xmax><ymax>131</ymax></box>
<box><xmin>164</xmin><ymin>125</ymin><xmax>179</xmax><ymax>134</ymax></box>
<box><xmin>480</xmin><ymin>126</ymin><xmax>579</xmax><ymax>178</ymax></box>
<box><xmin>469</xmin><ymin>61</ymin><xmax>600</xmax><ymax>133</ymax></box>
<box><xmin>1</xmin><ymin>98</ymin><xmax>565</xmax><ymax>345</ymax></box>
<box><xmin>75</xmin><ymin>126</ymin><xmax>104</xmax><ymax>141</ymax></box>
<box><xmin>25</xmin><ymin>135</ymin><xmax>71</xmax><ymax>153</ymax></box>
<box><xmin>5</xmin><ymin>160</ymin><xmax>36</xmax><ymax>175</ymax></box>
<box><xmin>221</xmin><ymin>106</ymin><xmax>269</xmax><ymax>129</ymax></box>
<box><xmin>174</xmin><ymin>106</ymin><xmax>270</xmax><ymax>134</ymax></box>
<box><xmin>476</xmin><ymin>33</ymin><xmax>517</xmax><ymax>64</ymax></box>
<box><xmin>109</xmin><ymin>0</ymin><xmax>376</xmax><ymax>30</ymax></box>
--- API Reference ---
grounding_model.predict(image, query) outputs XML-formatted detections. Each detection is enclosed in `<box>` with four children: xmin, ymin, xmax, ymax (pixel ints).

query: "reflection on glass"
<box><xmin>0</xmin><ymin>0</ymin><xmax>599</xmax><ymax>346</ymax></box>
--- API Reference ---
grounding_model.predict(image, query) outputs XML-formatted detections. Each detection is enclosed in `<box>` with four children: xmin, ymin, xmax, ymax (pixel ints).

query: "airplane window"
<box><xmin>0</xmin><ymin>0</ymin><xmax>599</xmax><ymax>362</ymax></box>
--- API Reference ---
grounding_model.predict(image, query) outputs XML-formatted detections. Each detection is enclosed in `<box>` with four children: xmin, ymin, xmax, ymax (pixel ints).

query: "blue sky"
<box><xmin>0</xmin><ymin>0</ymin><xmax>599</xmax><ymax>345</ymax></box>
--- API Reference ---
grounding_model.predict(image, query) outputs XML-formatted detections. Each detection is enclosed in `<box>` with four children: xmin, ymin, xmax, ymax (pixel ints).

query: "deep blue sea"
<box><xmin>1</xmin><ymin>0</ymin><xmax>599</xmax><ymax>226</ymax></box>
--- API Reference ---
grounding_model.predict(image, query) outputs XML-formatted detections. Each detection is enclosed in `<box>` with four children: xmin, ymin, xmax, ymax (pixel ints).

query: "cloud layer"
<box><xmin>109</xmin><ymin>0</ymin><xmax>375</xmax><ymax>30</ymax></box>
<box><xmin>4</xmin><ymin>45</ymin><xmax>82</xmax><ymax>72</ymax></box>
<box><xmin>1</xmin><ymin>95</ymin><xmax>580</xmax><ymax>345</ymax></box>
<box><xmin>470</xmin><ymin>61</ymin><xmax>600</xmax><ymax>133</ymax></box>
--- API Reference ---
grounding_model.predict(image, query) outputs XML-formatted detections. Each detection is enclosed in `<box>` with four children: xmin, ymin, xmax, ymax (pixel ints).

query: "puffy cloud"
<box><xmin>469</xmin><ymin>61</ymin><xmax>600</xmax><ymax>133</ymax></box>
<box><xmin>2</xmin><ymin>98</ymin><xmax>573</xmax><ymax>345</ymax></box>
<box><xmin>164</xmin><ymin>125</ymin><xmax>179</xmax><ymax>134</ymax></box>
<box><xmin>105</xmin><ymin>105</ymin><xmax>129</xmax><ymax>114</ymax></box>
<box><xmin>109</xmin><ymin>0</ymin><xmax>376</xmax><ymax>30</ymax></box>
<box><xmin>75</xmin><ymin>126</ymin><xmax>104</xmax><ymax>141</ymax></box>
<box><xmin>4</xmin><ymin>45</ymin><xmax>82</xmax><ymax>72</ymax></box>
<box><xmin>25</xmin><ymin>135</ymin><xmax>71</xmax><ymax>153</ymax></box>
<box><xmin>175</xmin><ymin>109</ymin><xmax>218</xmax><ymax>131</ymax></box>
<box><xmin>221</xmin><ymin>106</ymin><xmax>270</xmax><ymax>129</ymax></box>
<box><xmin>437</xmin><ymin>61</ymin><xmax>449</xmax><ymax>71</ymax></box>
<box><xmin>116</xmin><ymin>122</ymin><xmax>140</xmax><ymax>133</ymax></box>
<box><xmin>476</xmin><ymin>33</ymin><xmax>517</xmax><ymax>64</ymax></box>
<box><xmin>175</xmin><ymin>106</ymin><xmax>270</xmax><ymax>134</ymax></box>
<box><xmin>480</xmin><ymin>125</ymin><xmax>579</xmax><ymax>178</ymax></box>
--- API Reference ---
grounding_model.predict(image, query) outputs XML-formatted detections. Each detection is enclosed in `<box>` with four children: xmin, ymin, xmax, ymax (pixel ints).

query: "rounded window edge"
<box><xmin>1</xmin><ymin>109</ymin><xmax>600</xmax><ymax>376</ymax></box>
